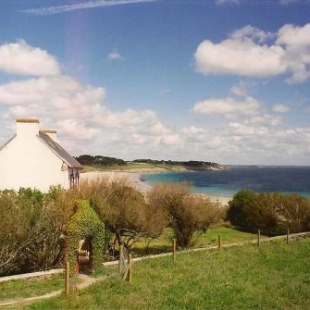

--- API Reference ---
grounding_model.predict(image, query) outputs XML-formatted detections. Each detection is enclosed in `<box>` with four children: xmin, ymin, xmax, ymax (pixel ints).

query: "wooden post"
<box><xmin>172</xmin><ymin>238</ymin><xmax>176</xmax><ymax>262</ymax></box>
<box><xmin>257</xmin><ymin>230</ymin><xmax>261</xmax><ymax>248</ymax></box>
<box><xmin>119</xmin><ymin>243</ymin><xmax>124</xmax><ymax>274</ymax></box>
<box><xmin>286</xmin><ymin>228</ymin><xmax>289</xmax><ymax>244</ymax></box>
<box><xmin>128</xmin><ymin>253</ymin><xmax>132</xmax><ymax>283</ymax></box>
<box><xmin>64</xmin><ymin>261</ymin><xmax>70</xmax><ymax>296</ymax></box>
<box><xmin>218</xmin><ymin>234</ymin><xmax>222</xmax><ymax>251</ymax></box>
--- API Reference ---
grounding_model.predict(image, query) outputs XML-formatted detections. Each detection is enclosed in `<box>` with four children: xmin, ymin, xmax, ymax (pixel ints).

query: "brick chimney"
<box><xmin>16</xmin><ymin>118</ymin><xmax>39</xmax><ymax>138</ymax></box>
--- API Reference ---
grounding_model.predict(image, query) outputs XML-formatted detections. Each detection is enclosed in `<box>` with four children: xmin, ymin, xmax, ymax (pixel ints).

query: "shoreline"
<box><xmin>80</xmin><ymin>169</ymin><xmax>231</xmax><ymax>206</ymax></box>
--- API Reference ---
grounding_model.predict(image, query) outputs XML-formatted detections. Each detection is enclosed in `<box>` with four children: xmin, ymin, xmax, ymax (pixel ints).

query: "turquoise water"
<box><xmin>141</xmin><ymin>166</ymin><xmax>310</xmax><ymax>198</ymax></box>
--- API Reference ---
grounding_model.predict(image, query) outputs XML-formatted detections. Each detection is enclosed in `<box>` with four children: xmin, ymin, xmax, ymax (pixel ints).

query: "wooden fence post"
<box><xmin>172</xmin><ymin>238</ymin><xmax>176</xmax><ymax>262</ymax></box>
<box><xmin>128</xmin><ymin>253</ymin><xmax>132</xmax><ymax>283</ymax></box>
<box><xmin>218</xmin><ymin>234</ymin><xmax>222</xmax><ymax>251</ymax></box>
<box><xmin>257</xmin><ymin>230</ymin><xmax>261</xmax><ymax>248</ymax></box>
<box><xmin>64</xmin><ymin>261</ymin><xmax>70</xmax><ymax>296</ymax></box>
<box><xmin>286</xmin><ymin>228</ymin><xmax>289</xmax><ymax>244</ymax></box>
<box><xmin>119</xmin><ymin>243</ymin><xmax>124</xmax><ymax>274</ymax></box>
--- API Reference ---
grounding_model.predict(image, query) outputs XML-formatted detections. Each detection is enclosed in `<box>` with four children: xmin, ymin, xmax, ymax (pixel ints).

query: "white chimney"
<box><xmin>16</xmin><ymin>118</ymin><xmax>39</xmax><ymax>138</ymax></box>
<box><xmin>40</xmin><ymin>129</ymin><xmax>58</xmax><ymax>142</ymax></box>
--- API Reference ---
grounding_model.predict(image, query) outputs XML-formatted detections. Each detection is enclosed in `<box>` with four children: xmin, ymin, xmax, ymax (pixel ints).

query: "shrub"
<box><xmin>0</xmin><ymin>186</ymin><xmax>78</xmax><ymax>275</ymax></box>
<box><xmin>226</xmin><ymin>189</ymin><xmax>257</xmax><ymax>231</ymax></box>
<box><xmin>147</xmin><ymin>183</ymin><xmax>223</xmax><ymax>248</ymax></box>
<box><xmin>227</xmin><ymin>190</ymin><xmax>310</xmax><ymax>236</ymax></box>
<box><xmin>79</xmin><ymin>178</ymin><xmax>166</xmax><ymax>253</ymax></box>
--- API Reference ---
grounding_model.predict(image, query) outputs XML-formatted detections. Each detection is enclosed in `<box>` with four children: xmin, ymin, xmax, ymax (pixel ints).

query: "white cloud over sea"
<box><xmin>0</xmin><ymin>21</ymin><xmax>310</xmax><ymax>165</ymax></box>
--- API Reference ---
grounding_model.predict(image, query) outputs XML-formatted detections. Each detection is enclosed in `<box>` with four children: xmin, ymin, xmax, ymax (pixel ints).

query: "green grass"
<box><xmin>17</xmin><ymin>238</ymin><xmax>310</xmax><ymax>309</ymax></box>
<box><xmin>131</xmin><ymin>226</ymin><xmax>258</xmax><ymax>256</ymax></box>
<box><xmin>0</xmin><ymin>274</ymin><xmax>64</xmax><ymax>300</ymax></box>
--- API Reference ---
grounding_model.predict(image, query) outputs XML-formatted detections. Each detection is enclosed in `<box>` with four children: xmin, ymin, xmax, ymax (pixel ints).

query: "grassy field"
<box><xmin>131</xmin><ymin>226</ymin><xmax>258</xmax><ymax>256</ymax></box>
<box><xmin>5</xmin><ymin>236</ymin><xmax>310</xmax><ymax>310</ymax></box>
<box><xmin>0</xmin><ymin>274</ymin><xmax>64</xmax><ymax>300</ymax></box>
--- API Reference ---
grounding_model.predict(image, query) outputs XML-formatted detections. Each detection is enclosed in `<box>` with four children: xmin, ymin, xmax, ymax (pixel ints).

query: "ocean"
<box><xmin>141</xmin><ymin>166</ymin><xmax>310</xmax><ymax>198</ymax></box>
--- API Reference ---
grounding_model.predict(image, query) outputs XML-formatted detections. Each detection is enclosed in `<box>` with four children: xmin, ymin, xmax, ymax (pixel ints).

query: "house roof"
<box><xmin>38</xmin><ymin>132</ymin><xmax>83</xmax><ymax>169</ymax></box>
<box><xmin>0</xmin><ymin>134</ymin><xmax>16</xmax><ymax>152</ymax></box>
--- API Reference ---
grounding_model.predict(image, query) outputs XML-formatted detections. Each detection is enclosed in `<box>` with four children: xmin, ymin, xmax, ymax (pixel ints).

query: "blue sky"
<box><xmin>0</xmin><ymin>0</ymin><xmax>310</xmax><ymax>165</ymax></box>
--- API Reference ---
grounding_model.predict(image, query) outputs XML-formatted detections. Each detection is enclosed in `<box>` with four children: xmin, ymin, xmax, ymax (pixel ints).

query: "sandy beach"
<box><xmin>80</xmin><ymin>170</ymin><xmax>231</xmax><ymax>206</ymax></box>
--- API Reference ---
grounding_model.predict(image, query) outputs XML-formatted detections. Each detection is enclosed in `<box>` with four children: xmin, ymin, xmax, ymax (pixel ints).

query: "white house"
<box><xmin>0</xmin><ymin>118</ymin><xmax>83</xmax><ymax>192</ymax></box>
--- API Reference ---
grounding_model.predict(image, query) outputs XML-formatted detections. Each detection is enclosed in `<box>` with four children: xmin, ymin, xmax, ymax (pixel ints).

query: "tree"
<box><xmin>277</xmin><ymin>194</ymin><xmax>310</xmax><ymax>233</ymax></box>
<box><xmin>226</xmin><ymin>189</ymin><xmax>257</xmax><ymax>231</ymax></box>
<box><xmin>79</xmin><ymin>178</ymin><xmax>166</xmax><ymax>252</ymax></box>
<box><xmin>226</xmin><ymin>190</ymin><xmax>310</xmax><ymax>236</ymax></box>
<box><xmin>147</xmin><ymin>183</ymin><xmax>223</xmax><ymax>248</ymax></box>
<box><xmin>0</xmin><ymin>189</ymin><xmax>33</xmax><ymax>275</ymax></box>
<box><xmin>0</xmin><ymin>186</ymin><xmax>78</xmax><ymax>275</ymax></box>
<box><xmin>18</xmin><ymin>186</ymin><xmax>78</xmax><ymax>272</ymax></box>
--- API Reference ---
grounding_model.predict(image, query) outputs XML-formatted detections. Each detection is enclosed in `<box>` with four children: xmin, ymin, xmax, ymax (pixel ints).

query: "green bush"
<box><xmin>0</xmin><ymin>186</ymin><xmax>77</xmax><ymax>275</ymax></box>
<box><xmin>227</xmin><ymin>190</ymin><xmax>310</xmax><ymax>236</ymax></box>
<box><xmin>147</xmin><ymin>183</ymin><xmax>224</xmax><ymax>248</ymax></box>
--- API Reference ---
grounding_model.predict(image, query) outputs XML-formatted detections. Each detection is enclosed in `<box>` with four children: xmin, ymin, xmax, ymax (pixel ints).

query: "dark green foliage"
<box><xmin>226</xmin><ymin>189</ymin><xmax>256</xmax><ymax>231</ymax></box>
<box><xmin>67</xmin><ymin>200</ymin><xmax>105</xmax><ymax>274</ymax></box>
<box><xmin>0</xmin><ymin>186</ymin><xmax>76</xmax><ymax>275</ymax></box>
<box><xmin>227</xmin><ymin>190</ymin><xmax>310</xmax><ymax>236</ymax></box>
<box><xmin>0</xmin><ymin>187</ymin><xmax>106</xmax><ymax>276</ymax></box>
<box><xmin>75</xmin><ymin>154</ymin><xmax>126</xmax><ymax>166</ymax></box>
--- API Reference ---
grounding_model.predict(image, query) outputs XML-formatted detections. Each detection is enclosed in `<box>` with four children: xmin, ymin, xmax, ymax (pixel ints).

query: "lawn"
<box><xmin>13</xmin><ymin>238</ymin><xmax>310</xmax><ymax>310</ymax></box>
<box><xmin>0</xmin><ymin>274</ymin><xmax>64</xmax><ymax>300</ymax></box>
<box><xmin>131</xmin><ymin>226</ymin><xmax>258</xmax><ymax>256</ymax></box>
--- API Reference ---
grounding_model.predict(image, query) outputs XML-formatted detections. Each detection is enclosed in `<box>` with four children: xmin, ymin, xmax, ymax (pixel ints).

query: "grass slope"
<box><xmin>21</xmin><ymin>239</ymin><xmax>310</xmax><ymax>310</ymax></box>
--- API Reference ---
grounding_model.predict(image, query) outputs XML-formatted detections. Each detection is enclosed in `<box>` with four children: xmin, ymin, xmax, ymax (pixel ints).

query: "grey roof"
<box><xmin>0</xmin><ymin>134</ymin><xmax>17</xmax><ymax>152</ymax></box>
<box><xmin>38</xmin><ymin>132</ymin><xmax>83</xmax><ymax>169</ymax></box>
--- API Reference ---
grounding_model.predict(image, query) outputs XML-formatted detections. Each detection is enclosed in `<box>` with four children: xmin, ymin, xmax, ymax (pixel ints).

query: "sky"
<box><xmin>0</xmin><ymin>0</ymin><xmax>310</xmax><ymax>165</ymax></box>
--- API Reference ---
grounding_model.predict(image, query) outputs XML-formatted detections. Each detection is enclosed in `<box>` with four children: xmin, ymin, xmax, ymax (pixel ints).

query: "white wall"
<box><xmin>0</xmin><ymin>121</ymin><xmax>70</xmax><ymax>192</ymax></box>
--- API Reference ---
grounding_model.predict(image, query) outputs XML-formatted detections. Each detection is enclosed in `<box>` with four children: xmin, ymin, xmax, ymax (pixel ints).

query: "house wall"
<box><xmin>0</xmin><ymin>120</ymin><xmax>71</xmax><ymax>192</ymax></box>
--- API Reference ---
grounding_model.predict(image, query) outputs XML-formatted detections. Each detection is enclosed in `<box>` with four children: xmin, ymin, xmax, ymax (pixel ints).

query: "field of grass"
<box><xmin>0</xmin><ymin>274</ymin><xmax>64</xmax><ymax>300</ymax></box>
<box><xmin>131</xmin><ymin>226</ymin><xmax>258</xmax><ymax>256</ymax></box>
<box><xmin>9</xmin><ymin>237</ymin><xmax>310</xmax><ymax>310</ymax></box>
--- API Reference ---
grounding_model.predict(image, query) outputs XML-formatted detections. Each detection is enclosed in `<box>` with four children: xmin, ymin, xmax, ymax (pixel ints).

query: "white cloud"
<box><xmin>195</xmin><ymin>34</ymin><xmax>286</xmax><ymax>78</ymax></box>
<box><xmin>194</xmin><ymin>23</ymin><xmax>310</xmax><ymax>84</ymax></box>
<box><xmin>22</xmin><ymin>0</ymin><xmax>158</xmax><ymax>16</ymax></box>
<box><xmin>216</xmin><ymin>0</ymin><xmax>239</xmax><ymax>4</ymax></box>
<box><xmin>193</xmin><ymin>96</ymin><xmax>261</xmax><ymax>118</ymax></box>
<box><xmin>279</xmin><ymin>0</ymin><xmax>301</xmax><ymax>5</ymax></box>
<box><xmin>230</xmin><ymin>81</ymin><xmax>252</xmax><ymax>97</ymax></box>
<box><xmin>0</xmin><ymin>40</ymin><xmax>310</xmax><ymax>165</ymax></box>
<box><xmin>272</xmin><ymin>104</ymin><xmax>290</xmax><ymax>113</ymax></box>
<box><xmin>108</xmin><ymin>51</ymin><xmax>123</xmax><ymax>61</ymax></box>
<box><xmin>276</xmin><ymin>24</ymin><xmax>310</xmax><ymax>83</ymax></box>
<box><xmin>231</xmin><ymin>25</ymin><xmax>274</xmax><ymax>43</ymax></box>
<box><xmin>0</xmin><ymin>41</ymin><xmax>183</xmax><ymax>159</ymax></box>
<box><xmin>0</xmin><ymin>40</ymin><xmax>60</xmax><ymax>76</ymax></box>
